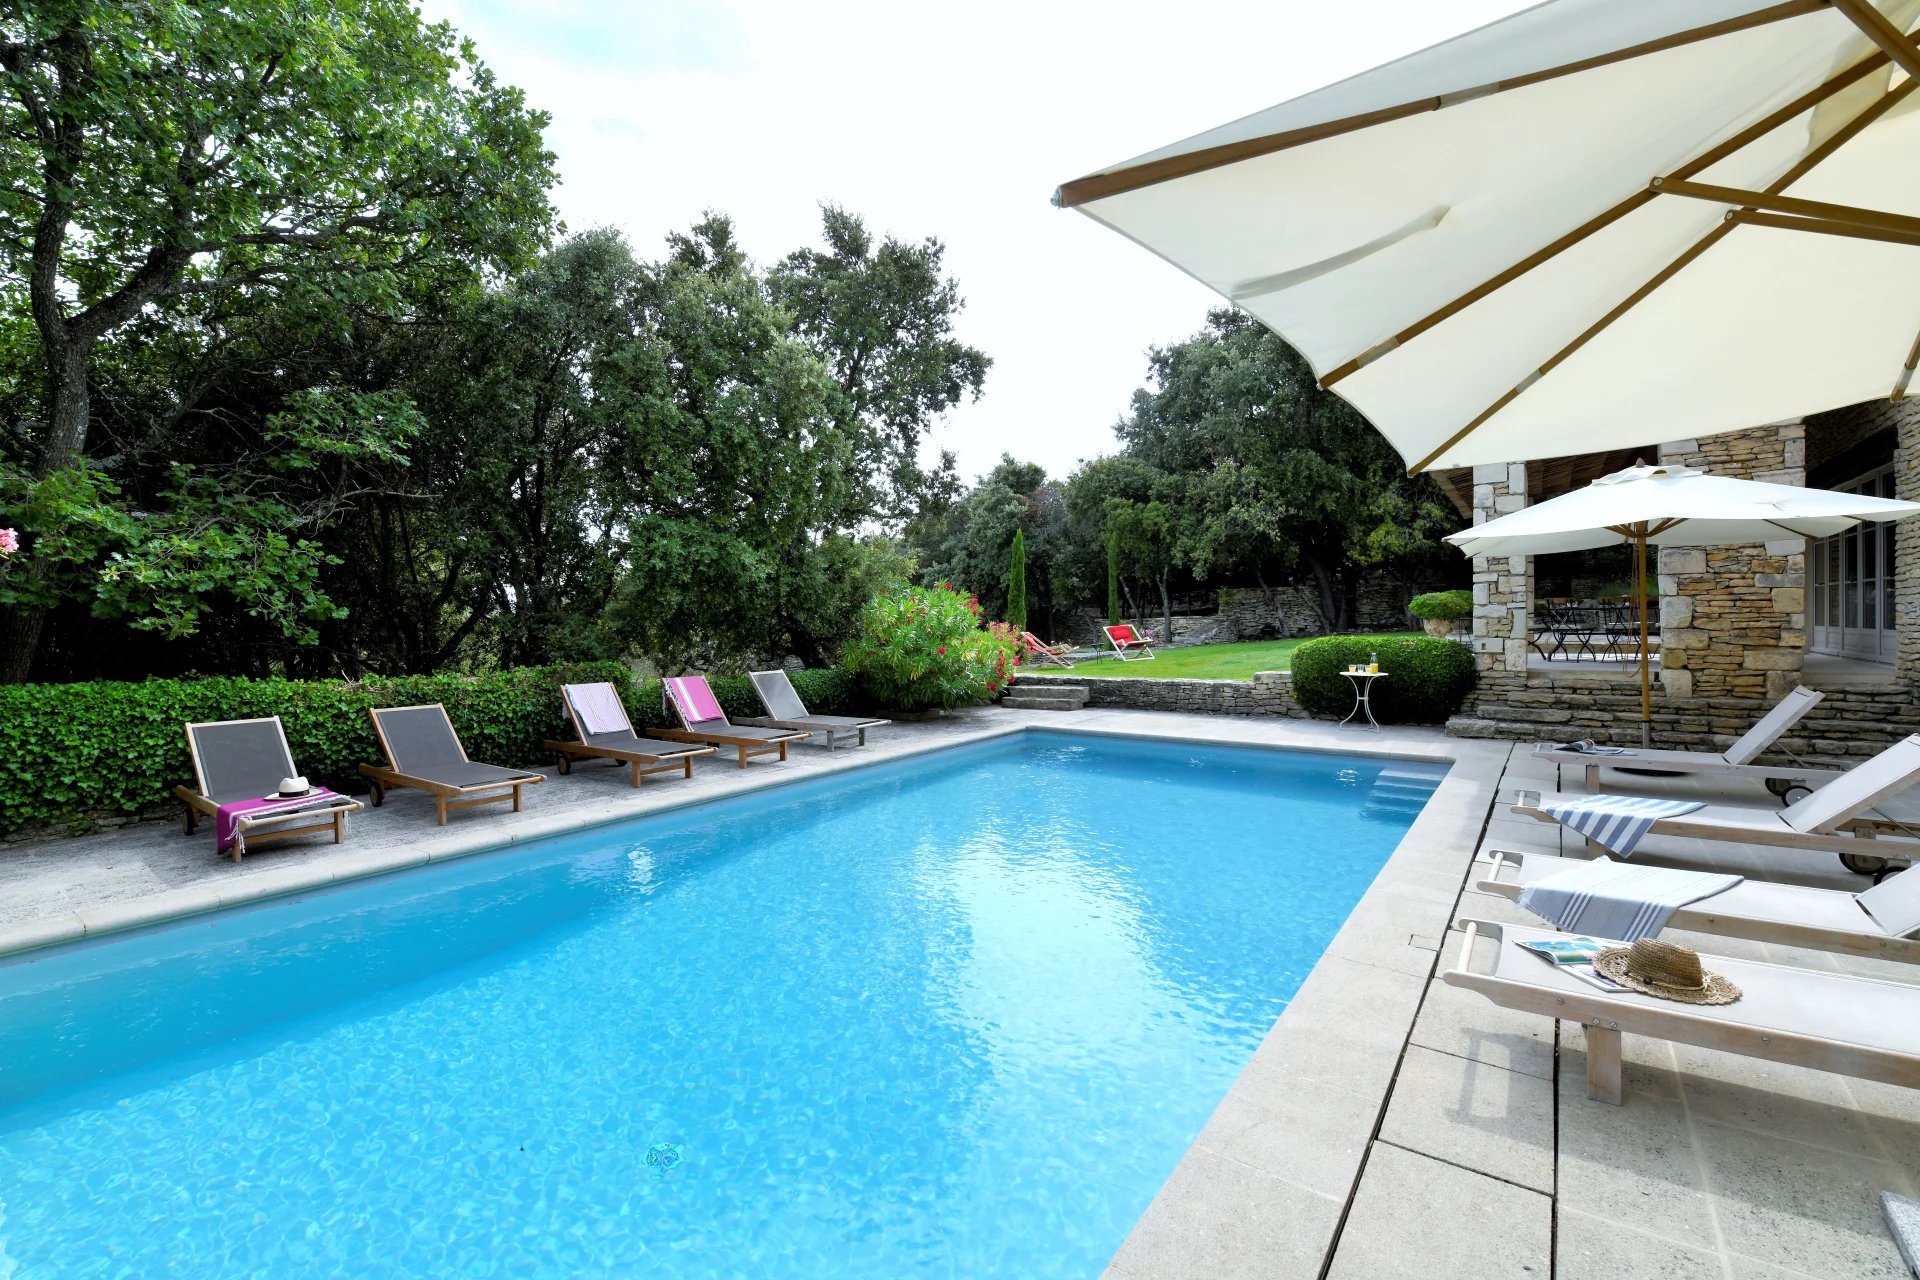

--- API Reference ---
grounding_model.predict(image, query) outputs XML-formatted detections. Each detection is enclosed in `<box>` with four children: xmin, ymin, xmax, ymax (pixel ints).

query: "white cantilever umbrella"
<box><xmin>1448</xmin><ymin>462</ymin><xmax>1920</xmax><ymax>741</ymax></box>
<box><xmin>1057</xmin><ymin>0</ymin><xmax>1920</xmax><ymax>474</ymax></box>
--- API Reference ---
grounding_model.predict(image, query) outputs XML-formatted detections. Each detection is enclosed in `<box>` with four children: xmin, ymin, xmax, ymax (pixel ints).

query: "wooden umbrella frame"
<box><xmin>1602</xmin><ymin>518</ymin><xmax>1682</xmax><ymax>747</ymax></box>
<box><xmin>1056</xmin><ymin>2</ymin><xmax>1920</xmax><ymax>474</ymax></box>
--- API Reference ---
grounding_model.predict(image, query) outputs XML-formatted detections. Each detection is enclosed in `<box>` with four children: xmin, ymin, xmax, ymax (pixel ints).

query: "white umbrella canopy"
<box><xmin>1447</xmin><ymin>461</ymin><xmax>1920</xmax><ymax>557</ymax></box>
<box><xmin>1057</xmin><ymin>0</ymin><xmax>1920</xmax><ymax>474</ymax></box>
<box><xmin>1446</xmin><ymin>461</ymin><xmax>1920</xmax><ymax>739</ymax></box>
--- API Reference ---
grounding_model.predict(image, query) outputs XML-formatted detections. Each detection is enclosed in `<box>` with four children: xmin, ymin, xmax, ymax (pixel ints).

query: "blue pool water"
<box><xmin>0</xmin><ymin>732</ymin><xmax>1442</xmax><ymax>1279</ymax></box>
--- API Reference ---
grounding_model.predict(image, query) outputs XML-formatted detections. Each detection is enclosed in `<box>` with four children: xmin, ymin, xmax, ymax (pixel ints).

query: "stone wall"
<box><xmin>1062</xmin><ymin>575</ymin><xmax>1435</xmax><ymax>648</ymax></box>
<box><xmin>1655</xmin><ymin>426</ymin><xmax>1805</xmax><ymax>701</ymax></box>
<box><xmin>1016</xmin><ymin>671</ymin><xmax>1307</xmax><ymax>718</ymax></box>
<box><xmin>1453</xmin><ymin>676</ymin><xmax>1912</xmax><ymax>766</ymax></box>
<box><xmin>1469</xmin><ymin>462</ymin><xmax>1531</xmax><ymax>693</ymax></box>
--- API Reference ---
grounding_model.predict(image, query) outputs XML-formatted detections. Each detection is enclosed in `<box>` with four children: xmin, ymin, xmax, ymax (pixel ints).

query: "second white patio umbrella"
<box><xmin>1447</xmin><ymin>462</ymin><xmax>1920</xmax><ymax>743</ymax></box>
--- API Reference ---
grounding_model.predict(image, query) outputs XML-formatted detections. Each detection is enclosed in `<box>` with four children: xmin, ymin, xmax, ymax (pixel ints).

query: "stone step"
<box><xmin>1011</xmin><ymin>684</ymin><xmax>1089</xmax><ymax>705</ymax></box>
<box><xmin>1000</xmin><ymin>694</ymin><xmax>1087</xmax><ymax>712</ymax></box>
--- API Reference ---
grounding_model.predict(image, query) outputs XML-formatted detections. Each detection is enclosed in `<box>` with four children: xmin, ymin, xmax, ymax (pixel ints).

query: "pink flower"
<box><xmin>0</xmin><ymin>527</ymin><xmax>16</xmax><ymax>555</ymax></box>
<box><xmin>936</xmin><ymin>646</ymin><xmax>946</xmax><ymax>655</ymax></box>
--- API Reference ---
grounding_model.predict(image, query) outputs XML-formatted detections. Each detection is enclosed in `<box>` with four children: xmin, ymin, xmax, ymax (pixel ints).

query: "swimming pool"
<box><xmin>0</xmin><ymin>731</ymin><xmax>1443</xmax><ymax>1278</ymax></box>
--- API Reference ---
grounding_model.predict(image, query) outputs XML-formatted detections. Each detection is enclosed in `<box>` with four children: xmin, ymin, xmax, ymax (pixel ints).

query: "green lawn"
<box><xmin>1061</xmin><ymin>633</ymin><xmax>1418</xmax><ymax>680</ymax></box>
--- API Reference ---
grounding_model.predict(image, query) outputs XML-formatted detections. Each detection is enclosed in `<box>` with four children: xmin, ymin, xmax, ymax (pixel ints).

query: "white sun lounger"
<box><xmin>1513</xmin><ymin>733</ymin><xmax>1920</xmax><ymax>875</ymax></box>
<box><xmin>1476</xmin><ymin>849</ymin><xmax>1920</xmax><ymax>963</ymax></box>
<box><xmin>1445</xmin><ymin>918</ymin><xmax>1920</xmax><ymax>1104</ymax></box>
<box><xmin>1537</xmin><ymin>686</ymin><xmax>1826</xmax><ymax>794</ymax></box>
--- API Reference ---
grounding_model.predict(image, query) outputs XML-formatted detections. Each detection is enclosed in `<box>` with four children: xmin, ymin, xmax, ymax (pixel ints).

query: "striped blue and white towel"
<box><xmin>1517</xmin><ymin>858</ymin><xmax>1741</xmax><ymax>942</ymax></box>
<box><xmin>1537</xmin><ymin>794</ymin><xmax>1705</xmax><ymax>857</ymax></box>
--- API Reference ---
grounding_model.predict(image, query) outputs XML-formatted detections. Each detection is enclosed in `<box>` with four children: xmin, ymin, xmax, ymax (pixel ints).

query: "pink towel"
<box><xmin>664</xmin><ymin>676</ymin><xmax>726</xmax><ymax>725</ymax></box>
<box><xmin>215</xmin><ymin>788</ymin><xmax>344</xmax><ymax>853</ymax></box>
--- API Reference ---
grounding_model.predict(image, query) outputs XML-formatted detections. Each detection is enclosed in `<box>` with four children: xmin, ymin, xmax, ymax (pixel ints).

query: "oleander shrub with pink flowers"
<box><xmin>843</xmin><ymin>583</ymin><xmax>1021</xmax><ymax>711</ymax></box>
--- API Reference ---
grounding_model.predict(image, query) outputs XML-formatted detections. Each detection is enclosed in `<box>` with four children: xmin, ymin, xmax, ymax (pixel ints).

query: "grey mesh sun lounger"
<box><xmin>359</xmin><ymin>704</ymin><xmax>544</xmax><ymax>825</ymax></box>
<box><xmin>736</xmin><ymin>669</ymin><xmax>889</xmax><ymax>750</ymax></box>
<box><xmin>1476</xmin><ymin>849</ymin><xmax>1920</xmax><ymax>963</ymax></box>
<box><xmin>1514</xmin><ymin>733</ymin><xmax>1920</xmax><ymax>876</ymax></box>
<box><xmin>1446</xmin><ymin>918</ymin><xmax>1920</xmax><ymax>1105</ymax></box>
<box><xmin>1537</xmin><ymin>685</ymin><xmax>1826</xmax><ymax>795</ymax></box>
<box><xmin>649</xmin><ymin>676</ymin><xmax>809</xmax><ymax>768</ymax></box>
<box><xmin>543</xmin><ymin>682</ymin><xmax>714</xmax><ymax>784</ymax></box>
<box><xmin>175</xmin><ymin>716</ymin><xmax>362</xmax><ymax>862</ymax></box>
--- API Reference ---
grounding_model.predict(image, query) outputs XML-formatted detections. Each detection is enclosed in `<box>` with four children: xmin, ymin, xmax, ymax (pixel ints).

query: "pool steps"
<box><xmin>1364</xmin><ymin>767</ymin><xmax>1444</xmax><ymax>818</ymax></box>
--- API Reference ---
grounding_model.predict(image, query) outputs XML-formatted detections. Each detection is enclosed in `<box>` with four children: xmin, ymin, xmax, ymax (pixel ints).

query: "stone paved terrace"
<box><xmin>1</xmin><ymin>707</ymin><xmax>1915</xmax><ymax>1277</ymax></box>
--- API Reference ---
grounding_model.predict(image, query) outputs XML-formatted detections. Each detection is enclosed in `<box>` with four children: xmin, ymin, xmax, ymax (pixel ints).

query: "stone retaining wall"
<box><xmin>1016</xmin><ymin>671</ymin><xmax>1307</xmax><ymax>718</ymax></box>
<box><xmin>1451</xmin><ymin>676</ymin><xmax>1915</xmax><ymax>764</ymax></box>
<box><xmin>1061</xmin><ymin>576</ymin><xmax>1440</xmax><ymax>647</ymax></box>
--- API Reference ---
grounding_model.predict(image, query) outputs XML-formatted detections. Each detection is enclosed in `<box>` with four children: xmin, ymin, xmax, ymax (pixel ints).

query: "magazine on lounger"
<box><xmin>1516</xmin><ymin>936</ymin><xmax>1632</xmax><ymax>993</ymax></box>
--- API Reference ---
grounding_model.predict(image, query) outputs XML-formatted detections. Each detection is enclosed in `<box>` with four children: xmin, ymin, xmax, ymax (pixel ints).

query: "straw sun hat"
<box><xmin>1595</xmin><ymin>939</ymin><xmax>1741</xmax><ymax>1006</ymax></box>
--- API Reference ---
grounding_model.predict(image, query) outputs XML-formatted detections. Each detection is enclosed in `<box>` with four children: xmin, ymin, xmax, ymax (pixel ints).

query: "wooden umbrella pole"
<box><xmin>1636</xmin><ymin>528</ymin><xmax>1652</xmax><ymax>747</ymax></box>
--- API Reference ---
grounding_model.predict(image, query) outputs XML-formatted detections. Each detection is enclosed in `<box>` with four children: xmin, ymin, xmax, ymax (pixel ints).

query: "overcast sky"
<box><xmin>417</xmin><ymin>0</ymin><xmax>1531</xmax><ymax>485</ymax></box>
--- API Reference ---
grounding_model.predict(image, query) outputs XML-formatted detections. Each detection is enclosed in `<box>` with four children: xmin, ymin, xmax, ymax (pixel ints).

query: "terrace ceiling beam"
<box><xmin>1651</xmin><ymin>177</ymin><xmax>1920</xmax><ymax>238</ymax></box>
<box><xmin>1405</xmin><ymin>74</ymin><xmax>1917</xmax><ymax>474</ymax></box>
<box><xmin>1052</xmin><ymin>0</ymin><xmax>1826</xmax><ymax>209</ymax></box>
<box><xmin>1828</xmin><ymin>0</ymin><xmax>1920</xmax><ymax>82</ymax></box>
<box><xmin>1318</xmin><ymin>47</ymin><xmax>1892</xmax><ymax>389</ymax></box>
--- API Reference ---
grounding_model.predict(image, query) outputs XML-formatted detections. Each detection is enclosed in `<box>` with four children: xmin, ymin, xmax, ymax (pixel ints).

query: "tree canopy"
<box><xmin>909</xmin><ymin>310</ymin><xmax>1457</xmax><ymax>635</ymax></box>
<box><xmin>0</xmin><ymin>0</ymin><xmax>556</xmax><ymax>679</ymax></box>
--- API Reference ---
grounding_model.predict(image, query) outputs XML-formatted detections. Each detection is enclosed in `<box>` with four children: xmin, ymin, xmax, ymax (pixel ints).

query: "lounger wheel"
<box><xmin>555</xmin><ymin>754</ymin><xmax>571</xmax><ymax>776</ymax></box>
<box><xmin>1780</xmin><ymin>783</ymin><xmax>1813</xmax><ymax>807</ymax></box>
<box><xmin>1840</xmin><ymin>851</ymin><xmax>1892</xmax><ymax>876</ymax></box>
<box><xmin>1764</xmin><ymin>777</ymin><xmax>1793</xmax><ymax>799</ymax></box>
<box><xmin>368</xmin><ymin>779</ymin><xmax>385</xmax><ymax>807</ymax></box>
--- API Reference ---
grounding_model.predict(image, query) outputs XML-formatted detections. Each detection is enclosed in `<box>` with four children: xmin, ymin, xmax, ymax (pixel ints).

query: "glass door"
<box><xmin>1809</xmin><ymin>467</ymin><xmax>1897</xmax><ymax>661</ymax></box>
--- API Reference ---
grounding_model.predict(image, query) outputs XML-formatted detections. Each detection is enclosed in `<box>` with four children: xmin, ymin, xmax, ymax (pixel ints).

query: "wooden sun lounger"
<box><xmin>1537</xmin><ymin>686</ymin><xmax>1826</xmax><ymax>794</ymax></box>
<box><xmin>1446</xmin><ymin>918</ymin><xmax>1920</xmax><ymax>1104</ymax></box>
<box><xmin>651</xmin><ymin>675</ymin><xmax>809</xmax><ymax>767</ymax></box>
<box><xmin>1102</xmin><ymin>624</ymin><xmax>1156</xmax><ymax>661</ymax></box>
<box><xmin>1475</xmin><ymin>848</ymin><xmax>1920</xmax><ymax>963</ymax></box>
<box><xmin>176</xmin><ymin>716</ymin><xmax>363</xmax><ymax>862</ymax></box>
<box><xmin>1018</xmin><ymin>631</ymin><xmax>1077</xmax><ymax>669</ymax></box>
<box><xmin>648</xmin><ymin>719</ymin><xmax>808</xmax><ymax>767</ymax></box>
<box><xmin>733</xmin><ymin>670</ymin><xmax>889</xmax><ymax>750</ymax></box>
<box><xmin>359</xmin><ymin>704</ymin><xmax>544</xmax><ymax>825</ymax></box>
<box><xmin>543</xmin><ymin>682</ymin><xmax>714</xmax><ymax>784</ymax></box>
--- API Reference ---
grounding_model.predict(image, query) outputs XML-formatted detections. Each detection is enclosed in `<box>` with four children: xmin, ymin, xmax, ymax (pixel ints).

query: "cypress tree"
<box><xmin>1006</xmin><ymin>529</ymin><xmax>1028</xmax><ymax>632</ymax></box>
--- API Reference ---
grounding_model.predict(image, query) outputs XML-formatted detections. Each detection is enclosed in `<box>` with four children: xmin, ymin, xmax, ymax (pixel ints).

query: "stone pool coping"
<box><xmin>0</xmin><ymin>707</ymin><xmax>1506</xmax><ymax>1279</ymax></box>
<box><xmin>1061</xmin><ymin>715</ymin><xmax>1508</xmax><ymax>1280</ymax></box>
<box><xmin>0</xmin><ymin>714</ymin><xmax>1030</xmax><ymax>958</ymax></box>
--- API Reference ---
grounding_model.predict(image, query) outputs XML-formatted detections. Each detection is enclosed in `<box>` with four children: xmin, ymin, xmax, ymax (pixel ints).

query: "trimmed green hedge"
<box><xmin>1290</xmin><ymin>635</ymin><xmax>1477</xmax><ymax>724</ymax></box>
<box><xmin>0</xmin><ymin>664</ymin><xmax>861</xmax><ymax>835</ymax></box>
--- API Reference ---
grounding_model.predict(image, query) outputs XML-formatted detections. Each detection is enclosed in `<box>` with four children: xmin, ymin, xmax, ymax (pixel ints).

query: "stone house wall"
<box><xmin>1469</xmin><ymin>462</ymin><xmax>1531</xmax><ymax>696</ymax></box>
<box><xmin>1456</xmin><ymin>404</ymin><xmax>1920</xmax><ymax>753</ymax></box>
<box><xmin>1653</xmin><ymin>425</ymin><xmax>1806</xmax><ymax>701</ymax></box>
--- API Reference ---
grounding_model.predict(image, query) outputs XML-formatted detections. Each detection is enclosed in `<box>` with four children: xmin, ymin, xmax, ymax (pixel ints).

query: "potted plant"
<box><xmin>1407</xmin><ymin>589</ymin><xmax>1473</xmax><ymax>639</ymax></box>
